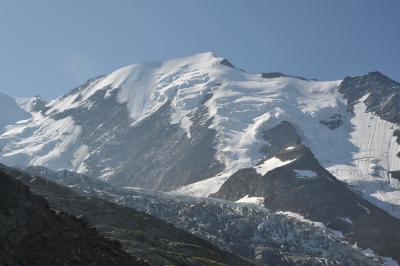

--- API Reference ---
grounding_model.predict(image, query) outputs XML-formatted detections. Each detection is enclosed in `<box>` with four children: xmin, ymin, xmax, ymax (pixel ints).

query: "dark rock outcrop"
<box><xmin>0</xmin><ymin>168</ymin><xmax>145</xmax><ymax>266</ymax></box>
<box><xmin>1</xmin><ymin>164</ymin><xmax>252</xmax><ymax>266</ymax></box>
<box><xmin>339</xmin><ymin>71</ymin><xmax>400</xmax><ymax>124</ymax></box>
<box><xmin>261</xmin><ymin>121</ymin><xmax>301</xmax><ymax>154</ymax></box>
<box><xmin>220</xmin><ymin>58</ymin><xmax>235</xmax><ymax>68</ymax></box>
<box><xmin>261</xmin><ymin>72</ymin><xmax>312</xmax><ymax>81</ymax></box>
<box><xmin>319</xmin><ymin>114</ymin><xmax>344</xmax><ymax>129</ymax></box>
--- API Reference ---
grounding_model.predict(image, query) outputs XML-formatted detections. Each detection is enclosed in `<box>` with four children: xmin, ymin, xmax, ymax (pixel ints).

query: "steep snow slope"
<box><xmin>0</xmin><ymin>52</ymin><xmax>399</xmax><ymax>218</ymax></box>
<box><xmin>0</xmin><ymin>113</ymin><xmax>88</xmax><ymax>171</ymax></box>
<box><xmin>325</xmin><ymin>96</ymin><xmax>400</xmax><ymax>217</ymax></box>
<box><xmin>0</xmin><ymin>93</ymin><xmax>30</xmax><ymax>134</ymax></box>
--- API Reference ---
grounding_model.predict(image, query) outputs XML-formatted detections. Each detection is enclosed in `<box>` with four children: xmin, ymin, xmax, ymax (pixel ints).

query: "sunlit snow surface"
<box><xmin>235</xmin><ymin>195</ymin><xmax>264</xmax><ymax>205</ymax></box>
<box><xmin>0</xmin><ymin>113</ymin><xmax>88</xmax><ymax>172</ymax></box>
<box><xmin>255</xmin><ymin>156</ymin><xmax>297</xmax><ymax>176</ymax></box>
<box><xmin>1</xmin><ymin>52</ymin><xmax>400</xmax><ymax>217</ymax></box>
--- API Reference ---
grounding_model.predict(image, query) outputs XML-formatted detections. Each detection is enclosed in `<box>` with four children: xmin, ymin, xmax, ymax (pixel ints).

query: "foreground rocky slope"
<box><xmin>2</xmin><ymin>164</ymin><xmax>252</xmax><ymax>266</ymax></box>
<box><xmin>24</xmin><ymin>165</ymin><xmax>391</xmax><ymax>266</ymax></box>
<box><xmin>0</xmin><ymin>167</ymin><xmax>145</xmax><ymax>266</ymax></box>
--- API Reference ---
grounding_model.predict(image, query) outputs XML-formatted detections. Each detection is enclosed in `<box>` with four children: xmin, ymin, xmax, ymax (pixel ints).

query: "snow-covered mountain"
<box><xmin>1</xmin><ymin>52</ymin><xmax>400</xmax><ymax>220</ymax></box>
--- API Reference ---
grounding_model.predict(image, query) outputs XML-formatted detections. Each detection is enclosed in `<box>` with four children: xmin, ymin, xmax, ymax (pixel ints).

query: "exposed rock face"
<box><xmin>219</xmin><ymin>58</ymin><xmax>235</xmax><ymax>68</ymax></box>
<box><xmin>319</xmin><ymin>114</ymin><xmax>344</xmax><ymax>129</ymax></box>
<box><xmin>339</xmin><ymin>71</ymin><xmax>400</xmax><ymax>124</ymax></box>
<box><xmin>390</xmin><ymin>171</ymin><xmax>400</xmax><ymax>181</ymax></box>
<box><xmin>212</xmin><ymin>121</ymin><xmax>400</xmax><ymax>263</ymax></box>
<box><xmin>261</xmin><ymin>121</ymin><xmax>301</xmax><ymax>154</ymax></box>
<box><xmin>2</xmin><ymin>164</ymin><xmax>252</xmax><ymax>266</ymax></box>
<box><xmin>0</xmin><ymin>167</ymin><xmax>145</xmax><ymax>266</ymax></box>
<box><xmin>99</xmin><ymin>101</ymin><xmax>224</xmax><ymax>190</ymax></box>
<box><xmin>261</xmin><ymin>72</ymin><xmax>311</xmax><ymax>81</ymax></box>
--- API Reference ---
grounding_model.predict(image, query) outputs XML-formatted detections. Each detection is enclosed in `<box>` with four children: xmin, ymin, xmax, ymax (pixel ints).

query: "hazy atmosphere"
<box><xmin>1</xmin><ymin>0</ymin><xmax>399</xmax><ymax>98</ymax></box>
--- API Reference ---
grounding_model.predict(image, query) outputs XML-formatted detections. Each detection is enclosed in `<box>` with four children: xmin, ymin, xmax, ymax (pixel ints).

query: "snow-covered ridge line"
<box><xmin>45</xmin><ymin>52</ymin><xmax>223</xmax><ymax>128</ymax></box>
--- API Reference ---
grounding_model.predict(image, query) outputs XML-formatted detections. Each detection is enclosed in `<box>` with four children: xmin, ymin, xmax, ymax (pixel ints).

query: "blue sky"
<box><xmin>0</xmin><ymin>0</ymin><xmax>399</xmax><ymax>99</ymax></box>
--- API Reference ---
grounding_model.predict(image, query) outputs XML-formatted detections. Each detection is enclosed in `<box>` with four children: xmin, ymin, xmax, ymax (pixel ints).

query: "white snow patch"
<box><xmin>99</xmin><ymin>167</ymin><xmax>117</xmax><ymax>181</ymax></box>
<box><xmin>255</xmin><ymin>157</ymin><xmax>296</xmax><ymax>176</ymax></box>
<box><xmin>172</xmin><ymin>170</ymin><xmax>234</xmax><ymax>198</ymax></box>
<box><xmin>276</xmin><ymin>211</ymin><xmax>326</xmax><ymax>228</ymax></box>
<box><xmin>71</xmin><ymin>145</ymin><xmax>90</xmax><ymax>173</ymax></box>
<box><xmin>236</xmin><ymin>195</ymin><xmax>264</xmax><ymax>205</ymax></box>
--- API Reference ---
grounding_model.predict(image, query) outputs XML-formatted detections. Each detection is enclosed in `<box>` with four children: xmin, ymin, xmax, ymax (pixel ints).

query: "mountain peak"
<box><xmin>343</xmin><ymin>71</ymin><xmax>399</xmax><ymax>87</ymax></box>
<box><xmin>365</xmin><ymin>71</ymin><xmax>399</xmax><ymax>84</ymax></box>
